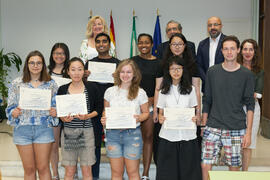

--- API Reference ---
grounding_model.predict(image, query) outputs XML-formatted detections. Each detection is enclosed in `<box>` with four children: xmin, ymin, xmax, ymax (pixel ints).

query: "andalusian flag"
<box><xmin>152</xmin><ymin>15</ymin><xmax>162</xmax><ymax>56</ymax></box>
<box><xmin>130</xmin><ymin>10</ymin><xmax>138</xmax><ymax>58</ymax></box>
<box><xmin>110</xmin><ymin>10</ymin><xmax>116</xmax><ymax>47</ymax></box>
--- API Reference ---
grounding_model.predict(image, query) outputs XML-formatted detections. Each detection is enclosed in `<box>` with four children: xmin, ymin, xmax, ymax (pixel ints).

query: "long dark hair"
<box><xmin>238</xmin><ymin>39</ymin><xmax>263</xmax><ymax>73</ymax></box>
<box><xmin>22</xmin><ymin>50</ymin><xmax>51</xmax><ymax>83</ymax></box>
<box><xmin>163</xmin><ymin>33</ymin><xmax>196</xmax><ymax>76</ymax></box>
<box><xmin>160</xmin><ymin>56</ymin><xmax>192</xmax><ymax>95</ymax></box>
<box><xmin>48</xmin><ymin>43</ymin><xmax>70</xmax><ymax>76</ymax></box>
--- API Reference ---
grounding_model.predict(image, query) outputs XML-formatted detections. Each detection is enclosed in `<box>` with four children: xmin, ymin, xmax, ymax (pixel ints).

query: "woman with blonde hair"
<box><xmin>79</xmin><ymin>15</ymin><xmax>115</xmax><ymax>63</ymax></box>
<box><xmin>101</xmin><ymin>59</ymin><xmax>149</xmax><ymax>180</ymax></box>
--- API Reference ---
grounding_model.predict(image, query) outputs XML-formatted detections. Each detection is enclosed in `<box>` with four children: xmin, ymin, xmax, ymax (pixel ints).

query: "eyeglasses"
<box><xmin>167</xmin><ymin>27</ymin><xmax>178</xmax><ymax>32</ymax></box>
<box><xmin>53</xmin><ymin>52</ymin><xmax>65</xmax><ymax>56</ymax></box>
<box><xmin>207</xmin><ymin>23</ymin><xmax>221</xmax><ymax>27</ymax></box>
<box><xmin>169</xmin><ymin>67</ymin><xmax>183</xmax><ymax>72</ymax></box>
<box><xmin>170</xmin><ymin>43</ymin><xmax>185</xmax><ymax>48</ymax></box>
<box><xmin>28</xmin><ymin>61</ymin><xmax>43</xmax><ymax>67</ymax></box>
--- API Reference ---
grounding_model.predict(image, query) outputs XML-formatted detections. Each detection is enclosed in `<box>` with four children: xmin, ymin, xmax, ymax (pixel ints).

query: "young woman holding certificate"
<box><xmin>101</xmin><ymin>60</ymin><xmax>149</xmax><ymax>180</ymax></box>
<box><xmin>57</xmin><ymin>57</ymin><xmax>102</xmax><ymax>180</ymax></box>
<box><xmin>156</xmin><ymin>56</ymin><xmax>201</xmax><ymax>180</ymax></box>
<box><xmin>48</xmin><ymin>42</ymin><xmax>70</xmax><ymax>180</ymax></box>
<box><xmin>6</xmin><ymin>50</ymin><xmax>58</xmax><ymax>180</ymax></box>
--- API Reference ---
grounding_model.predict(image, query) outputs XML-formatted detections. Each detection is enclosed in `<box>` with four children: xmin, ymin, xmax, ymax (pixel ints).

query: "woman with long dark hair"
<box><xmin>156</xmin><ymin>56</ymin><xmax>201</xmax><ymax>180</ymax></box>
<box><xmin>238</xmin><ymin>39</ymin><xmax>264</xmax><ymax>171</ymax></box>
<box><xmin>48</xmin><ymin>42</ymin><xmax>70</xmax><ymax>179</ymax></box>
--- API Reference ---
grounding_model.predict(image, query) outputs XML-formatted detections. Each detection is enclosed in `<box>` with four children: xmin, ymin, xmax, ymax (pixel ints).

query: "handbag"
<box><xmin>63</xmin><ymin>120</ymin><xmax>86</xmax><ymax>151</ymax></box>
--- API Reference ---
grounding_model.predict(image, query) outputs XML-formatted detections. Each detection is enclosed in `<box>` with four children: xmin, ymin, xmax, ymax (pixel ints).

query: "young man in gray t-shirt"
<box><xmin>201</xmin><ymin>36</ymin><xmax>255</xmax><ymax>180</ymax></box>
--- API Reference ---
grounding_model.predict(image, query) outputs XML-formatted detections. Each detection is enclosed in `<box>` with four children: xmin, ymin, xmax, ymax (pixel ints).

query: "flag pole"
<box><xmin>90</xmin><ymin>10</ymin><xmax>92</xmax><ymax>17</ymax></box>
<box><xmin>89</xmin><ymin>9</ymin><xmax>93</xmax><ymax>19</ymax></box>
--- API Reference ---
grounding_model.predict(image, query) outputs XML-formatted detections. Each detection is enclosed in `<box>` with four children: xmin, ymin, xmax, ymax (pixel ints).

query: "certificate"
<box><xmin>19</xmin><ymin>87</ymin><xmax>51</xmax><ymax>110</ymax></box>
<box><xmin>87</xmin><ymin>61</ymin><xmax>116</xmax><ymax>83</ymax></box>
<box><xmin>164</xmin><ymin>107</ymin><xmax>196</xmax><ymax>129</ymax></box>
<box><xmin>52</xmin><ymin>76</ymin><xmax>71</xmax><ymax>87</ymax></box>
<box><xmin>105</xmin><ymin>107</ymin><xmax>136</xmax><ymax>129</ymax></box>
<box><xmin>56</xmin><ymin>93</ymin><xmax>88</xmax><ymax>117</ymax></box>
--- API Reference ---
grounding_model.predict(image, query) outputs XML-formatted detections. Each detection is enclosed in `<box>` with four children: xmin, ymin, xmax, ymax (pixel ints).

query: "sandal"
<box><xmin>141</xmin><ymin>176</ymin><xmax>150</xmax><ymax>180</ymax></box>
<box><xmin>52</xmin><ymin>176</ymin><xmax>59</xmax><ymax>180</ymax></box>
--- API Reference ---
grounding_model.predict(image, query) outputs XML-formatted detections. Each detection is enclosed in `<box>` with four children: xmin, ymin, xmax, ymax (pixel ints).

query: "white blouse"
<box><xmin>104</xmin><ymin>86</ymin><xmax>148</xmax><ymax>127</ymax></box>
<box><xmin>157</xmin><ymin>85</ymin><xmax>197</xmax><ymax>142</ymax></box>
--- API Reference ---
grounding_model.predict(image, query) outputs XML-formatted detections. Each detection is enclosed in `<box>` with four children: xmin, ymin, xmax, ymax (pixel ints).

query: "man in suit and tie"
<box><xmin>156</xmin><ymin>20</ymin><xmax>196</xmax><ymax>60</ymax></box>
<box><xmin>196</xmin><ymin>16</ymin><xmax>226</xmax><ymax>93</ymax></box>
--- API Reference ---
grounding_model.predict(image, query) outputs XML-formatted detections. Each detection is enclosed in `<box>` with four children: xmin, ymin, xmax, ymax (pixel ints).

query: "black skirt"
<box><xmin>156</xmin><ymin>138</ymin><xmax>202</xmax><ymax>180</ymax></box>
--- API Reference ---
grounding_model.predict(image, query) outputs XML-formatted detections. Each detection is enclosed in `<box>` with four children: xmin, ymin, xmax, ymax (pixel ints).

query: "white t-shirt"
<box><xmin>104</xmin><ymin>86</ymin><xmax>148</xmax><ymax>127</ymax></box>
<box><xmin>79</xmin><ymin>39</ymin><xmax>116</xmax><ymax>63</ymax></box>
<box><xmin>157</xmin><ymin>85</ymin><xmax>197</xmax><ymax>141</ymax></box>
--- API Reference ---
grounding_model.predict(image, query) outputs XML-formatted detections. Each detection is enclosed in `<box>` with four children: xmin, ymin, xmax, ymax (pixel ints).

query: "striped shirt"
<box><xmin>63</xmin><ymin>88</ymin><xmax>93</xmax><ymax>128</ymax></box>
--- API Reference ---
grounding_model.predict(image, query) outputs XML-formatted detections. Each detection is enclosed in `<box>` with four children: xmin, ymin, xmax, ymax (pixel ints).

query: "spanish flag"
<box><xmin>110</xmin><ymin>10</ymin><xmax>116</xmax><ymax>47</ymax></box>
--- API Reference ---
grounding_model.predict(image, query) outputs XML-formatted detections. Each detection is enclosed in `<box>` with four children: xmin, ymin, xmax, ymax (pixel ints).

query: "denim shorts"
<box><xmin>105</xmin><ymin>126</ymin><xmax>143</xmax><ymax>160</ymax></box>
<box><xmin>13</xmin><ymin>125</ymin><xmax>54</xmax><ymax>145</ymax></box>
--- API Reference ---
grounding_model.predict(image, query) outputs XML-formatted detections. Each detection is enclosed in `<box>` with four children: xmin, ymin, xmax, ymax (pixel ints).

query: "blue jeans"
<box><xmin>105</xmin><ymin>126</ymin><xmax>143</xmax><ymax>160</ymax></box>
<box><xmin>13</xmin><ymin>125</ymin><xmax>54</xmax><ymax>145</ymax></box>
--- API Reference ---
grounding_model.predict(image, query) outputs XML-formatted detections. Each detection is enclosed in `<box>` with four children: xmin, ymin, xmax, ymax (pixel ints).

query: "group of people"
<box><xmin>5</xmin><ymin>14</ymin><xmax>264</xmax><ymax>180</ymax></box>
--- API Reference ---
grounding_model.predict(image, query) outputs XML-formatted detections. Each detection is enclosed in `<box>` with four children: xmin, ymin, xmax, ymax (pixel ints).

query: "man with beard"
<box><xmin>196</xmin><ymin>16</ymin><xmax>226</xmax><ymax>93</ymax></box>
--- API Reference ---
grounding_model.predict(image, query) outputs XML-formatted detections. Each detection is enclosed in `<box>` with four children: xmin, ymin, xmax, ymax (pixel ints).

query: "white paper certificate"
<box><xmin>56</xmin><ymin>93</ymin><xmax>88</xmax><ymax>117</ymax></box>
<box><xmin>105</xmin><ymin>107</ymin><xmax>136</xmax><ymax>129</ymax></box>
<box><xmin>19</xmin><ymin>87</ymin><xmax>51</xmax><ymax>110</ymax></box>
<box><xmin>87</xmin><ymin>62</ymin><xmax>116</xmax><ymax>83</ymax></box>
<box><xmin>52</xmin><ymin>76</ymin><xmax>72</xmax><ymax>87</ymax></box>
<box><xmin>164</xmin><ymin>107</ymin><xmax>196</xmax><ymax>129</ymax></box>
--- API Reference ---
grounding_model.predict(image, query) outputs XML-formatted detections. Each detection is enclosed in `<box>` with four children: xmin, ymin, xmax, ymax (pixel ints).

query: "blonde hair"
<box><xmin>113</xmin><ymin>59</ymin><xmax>141</xmax><ymax>100</ymax></box>
<box><xmin>85</xmin><ymin>15</ymin><xmax>108</xmax><ymax>38</ymax></box>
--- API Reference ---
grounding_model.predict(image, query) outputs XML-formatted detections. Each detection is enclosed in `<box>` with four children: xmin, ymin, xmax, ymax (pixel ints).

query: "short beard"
<box><xmin>209</xmin><ymin>31</ymin><xmax>221</xmax><ymax>39</ymax></box>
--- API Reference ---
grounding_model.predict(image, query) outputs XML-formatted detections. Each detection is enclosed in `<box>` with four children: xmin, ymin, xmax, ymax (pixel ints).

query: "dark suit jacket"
<box><xmin>156</xmin><ymin>40</ymin><xmax>196</xmax><ymax>60</ymax></box>
<box><xmin>196</xmin><ymin>33</ymin><xmax>226</xmax><ymax>92</ymax></box>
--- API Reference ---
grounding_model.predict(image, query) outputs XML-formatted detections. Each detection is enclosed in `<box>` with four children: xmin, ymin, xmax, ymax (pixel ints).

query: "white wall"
<box><xmin>1</xmin><ymin>0</ymin><xmax>255</xmax><ymax>79</ymax></box>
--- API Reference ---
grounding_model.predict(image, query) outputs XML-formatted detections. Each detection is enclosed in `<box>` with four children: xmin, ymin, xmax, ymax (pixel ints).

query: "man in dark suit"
<box><xmin>156</xmin><ymin>20</ymin><xmax>196</xmax><ymax>60</ymax></box>
<box><xmin>197</xmin><ymin>16</ymin><xmax>226</xmax><ymax>93</ymax></box>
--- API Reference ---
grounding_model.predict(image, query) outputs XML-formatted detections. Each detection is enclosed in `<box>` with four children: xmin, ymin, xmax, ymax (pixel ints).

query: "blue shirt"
<box><xmin>6</xmin><ymin>77</ymin><xmax>58</xmax><ymax>127</ymax></box>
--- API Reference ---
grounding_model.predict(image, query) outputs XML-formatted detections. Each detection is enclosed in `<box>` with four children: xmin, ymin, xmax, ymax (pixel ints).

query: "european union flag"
<box><xmin>152</xmin><ymin>15</ymin><xmax>162</xmax><ymax>56</ymax></box>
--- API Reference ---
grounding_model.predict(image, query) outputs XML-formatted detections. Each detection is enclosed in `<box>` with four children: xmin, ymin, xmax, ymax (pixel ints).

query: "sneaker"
<box><xmin>141</xmin><ymin>176</ymin><xmax>150</xmax><ymax>180</ymax></box>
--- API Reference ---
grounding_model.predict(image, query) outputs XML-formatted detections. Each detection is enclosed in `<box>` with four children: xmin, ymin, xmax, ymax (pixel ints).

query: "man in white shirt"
<box><xmin>196</xmin><ymin>16</ymin><xmax>226</xmax><ymax>93</ymax></box>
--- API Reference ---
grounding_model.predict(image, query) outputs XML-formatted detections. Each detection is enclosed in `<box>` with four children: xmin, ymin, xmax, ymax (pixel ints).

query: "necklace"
<box><xmin>172</xmin><ymin>86</ymin><xmax>180</xmax><ymax>104</ymax></box>
<box><xmin>31</xmin><ymin>79</ymin><xmax>39</xmax><ymax>82</ymax></box>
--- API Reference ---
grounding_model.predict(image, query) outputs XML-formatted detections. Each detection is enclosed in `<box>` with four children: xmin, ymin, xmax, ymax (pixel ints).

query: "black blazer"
<box><xmin>57</xmin><ymin>81</ymin><xmax>103</xmax><ymax>147</ymax></box>
<box><xmin>156</xmin><ymin>40</ymin><xmax>196</xmax><ymax>60</ymax></box>
<box><xmin>196</xmin><ymin>33</ymin><xmax>226</xmax><ymax>92</ymax></box>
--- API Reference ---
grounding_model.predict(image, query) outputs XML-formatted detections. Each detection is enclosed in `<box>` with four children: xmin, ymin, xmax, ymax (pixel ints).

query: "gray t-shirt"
<box><xmin>202</xmin><ymin>64</ymin><xmax>255</xmax><ymax>130</ymax></box>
